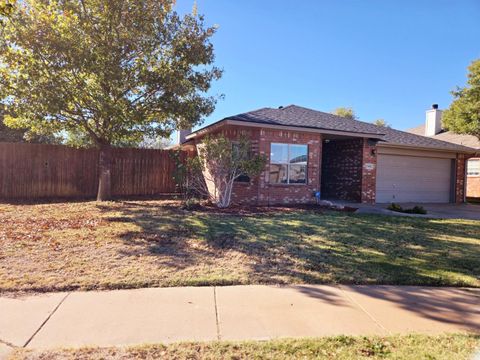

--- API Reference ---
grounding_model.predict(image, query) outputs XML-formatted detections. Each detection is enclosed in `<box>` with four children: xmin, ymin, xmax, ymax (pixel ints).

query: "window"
<box><xmin>232</xmin><ymin>143</ymin><xmax>250</xmax><ymax>183</ymax></box>
<box><xmin>269</xmin><ymin>143</ymin><xmax>308</xmax><ymax>184</ymax></box>
<box><xmin>467</xmin><ymin>159</ymin><xmax>480</xmax><ymax>176</ymax></box>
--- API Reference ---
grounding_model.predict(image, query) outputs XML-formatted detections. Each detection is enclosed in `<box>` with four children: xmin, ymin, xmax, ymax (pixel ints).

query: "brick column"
<box><xmin>455</xmin><ymin>154</ymin><xmax>467</xmax><ymax>203</ymax></box>
<box><xmin>361</xmin><ymin>138</ymin><xmax>377</xmax><ymax>204</ymax></box>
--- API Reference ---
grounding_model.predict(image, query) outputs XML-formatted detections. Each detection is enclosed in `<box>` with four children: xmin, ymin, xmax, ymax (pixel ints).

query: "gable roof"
<box><xmin>225</xmin><ymin>105</ymin><xmax>385</xmax><ymax>136</ymax></box>
<box><xmin>407</xmin><ymin>124</ymin><xmax>480</xmax><ymax>149</ymax></box>
<box><xmin>188</xmin><ymin>105</ymin><xmax>476</xmax><ymax>153</ymax></box>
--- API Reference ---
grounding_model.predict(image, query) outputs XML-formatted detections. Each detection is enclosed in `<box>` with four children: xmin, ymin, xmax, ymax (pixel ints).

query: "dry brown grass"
<box><xmin>0</xmin><ymin>200</ymin><xmax>250</xmax><ymax>293</ymax></box>
<box><xmin>9</xmin><ymin>334</ymin><xmax>480</xmax><ymax>360</ymax></box>
<box><xmin>1</xmin><ymin>199</ymin><xmax>479</xmax><ymax>294</ymax></box>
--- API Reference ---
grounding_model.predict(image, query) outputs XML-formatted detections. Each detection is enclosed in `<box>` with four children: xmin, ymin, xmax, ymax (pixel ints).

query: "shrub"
<box><xmin>174</xmin><ymin>135</ymin><xmax>267</xmax><ymax>208</ymax></box>
<box><xmin>387</xmin><ymin>203</ymin><xmax>427</xmax><ymax>215</ymax></box>
<box><xmin>404</xmin><ymin>205</ymin><xmax>427</xmax><ymax>214</ymax></box>
<box><xmin>387</xmin><ymin>203</ymin><xmax>403</xmax><ymax>212</ymax></box>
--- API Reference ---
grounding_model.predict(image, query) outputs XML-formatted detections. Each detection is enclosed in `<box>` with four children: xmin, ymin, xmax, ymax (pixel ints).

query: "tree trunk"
<box><xmin>97</xmin><ymin>144</ymin><xmax>112</xmax><ymax>201</ymax></box>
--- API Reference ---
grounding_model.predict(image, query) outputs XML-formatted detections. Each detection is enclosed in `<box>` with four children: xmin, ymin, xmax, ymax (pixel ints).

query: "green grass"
<box><xmin>1</xmin><ymin>200</ymin><xmax>479</xmax><ymax>293</ymax></box>
<box><xmin>9</xmin><ymin>334</ymin><xmax>480</xmax><ymax>359</ymax></box>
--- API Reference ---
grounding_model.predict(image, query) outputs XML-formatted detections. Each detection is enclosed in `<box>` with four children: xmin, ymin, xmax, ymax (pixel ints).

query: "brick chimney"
<box><xmin>425</xmin><ymin>104</ymin><xmax>442</xmax><ymax>136</ymax></box>
<box><xmin>177</xmin><ymin>129</ymin><xmax>192</xmax><ymax>144</ymax></box>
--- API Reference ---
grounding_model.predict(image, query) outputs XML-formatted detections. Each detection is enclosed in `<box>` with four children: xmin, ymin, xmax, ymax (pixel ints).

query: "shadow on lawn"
<box><xmin>99</xmin><ymin>200</ymin><xmax>480</xmax><ymax>285</ymax></box>
<box><xmin>99</xmin><ymin>201</ymin><xmax>480</xmax><ymax>328</ymax></box>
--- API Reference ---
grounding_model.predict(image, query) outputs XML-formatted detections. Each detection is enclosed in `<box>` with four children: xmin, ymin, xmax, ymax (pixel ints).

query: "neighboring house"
<box><xmin>180</xmin><ymin>105</ymin><xmax>476</xmax><ymax>205</ymax></box>
<box><xmin>407</xmin><ymin>105</ymin><xmax>480</xmax><ymax>199</ymax></box>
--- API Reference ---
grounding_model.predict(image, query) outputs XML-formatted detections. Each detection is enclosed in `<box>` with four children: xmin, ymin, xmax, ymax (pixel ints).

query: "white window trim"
<box><xmin>270</xmin><ymin>143</ymin><xmax>308</xmax><ymax>185</ymax></box>
<box><xmin>467</xmin><ymin>159</ymin><xmax>480</xmax><ymax>177</ymax></box>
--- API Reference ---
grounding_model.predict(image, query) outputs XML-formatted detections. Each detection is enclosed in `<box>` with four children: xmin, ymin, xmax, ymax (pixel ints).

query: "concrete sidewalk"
<box><xmin>0</xmin><ymin>285</ymin><xmax>479</xmax><ymax>353</ymax></box>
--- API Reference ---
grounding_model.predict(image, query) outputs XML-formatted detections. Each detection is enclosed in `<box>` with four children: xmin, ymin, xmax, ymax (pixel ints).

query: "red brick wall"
<box><xmin>319</xmin><ymin>138</ymin><xmax>377</xmax><ymax>204</ymax></box>
<box><xmin>361</xmin><ymin>139</ymin><xmax>377</xmax><ymax>204</ymax></box>
<box><xmin>466</xmin><ymin>157</ymin><xmax>480</xmax><ymax>199</ymax></box>
<box><xmin>467</xmin><ymin>177</ymin><xmax>480</xmax><ymax>198</ymax></box>
<box><xmin>193</xmin><ymin>125</ymin><xmax>322</xmax><ymax>205</ymax></box>
<box><xmin>321</xmin><ymin>139</ymin><xmax>363</xmax><ymax>202</ymax></box>
<box><xmin>203</xmin><ymin>125</ymin><xmax>262</xmax><ymax>205</ymax></box>
<box><xmin>257</xmin><ymin>128</ymin><xmax>322</xmax><ymax>205</ymax></box>
<box><xmin>455</xmin><ymin>154</ymin><xmax>467</xmax><ymax>203</ymax></box>
<box><xmin>191</xmin><ymin>124</ymin><xmax>382</xmax><ymax>205</ymax></box>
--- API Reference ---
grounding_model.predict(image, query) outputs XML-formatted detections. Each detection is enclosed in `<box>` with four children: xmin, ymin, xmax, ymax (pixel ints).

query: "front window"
<box><xmin>269</xmin><ymin>143</ymin><xmax>308</xmax><ymax>184</ymax></box>
<box><xmin>467</xmin><ymin>159</ymin><xmax>480</xmax><ymax>176</ymax></box>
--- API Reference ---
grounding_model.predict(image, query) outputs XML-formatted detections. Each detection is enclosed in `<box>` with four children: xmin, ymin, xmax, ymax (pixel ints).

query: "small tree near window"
<box><xmin>185</xmin><ymin>134</ymin><xmax>266</xmax><ymax>208</ymax></box>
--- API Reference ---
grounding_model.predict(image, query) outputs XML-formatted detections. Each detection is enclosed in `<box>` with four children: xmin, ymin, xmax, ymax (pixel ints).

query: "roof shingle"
<box><xmin>192</xmin><ymin>105</ymin><xmax>476</xmax><ymax>153</ymax></box>
<box><xmin>407</xmin><ymin>124</ymin><xmax>480</xmax><ymax>149</ymax></box>
<box><xmin>226</xmin><ymin>105</ymin><xmax>385</xmax><ymax>136</ymax></box>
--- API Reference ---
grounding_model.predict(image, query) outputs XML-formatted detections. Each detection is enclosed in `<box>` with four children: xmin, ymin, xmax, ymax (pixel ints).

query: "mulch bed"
<box><xmin>183</xmin><ymin>202</ymin><xmax>358</xmax><ymax>216</ymax></box>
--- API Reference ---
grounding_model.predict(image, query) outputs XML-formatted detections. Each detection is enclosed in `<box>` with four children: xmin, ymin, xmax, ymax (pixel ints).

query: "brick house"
<box><xmin>180</xmin><ymin>105</ymin><xmax>476</xmax><ymax>205</ymax></box>
<box><xmin>408</xmin><ymin>105</ymin><xmax>480</xmax><ymax>199</ymax></box>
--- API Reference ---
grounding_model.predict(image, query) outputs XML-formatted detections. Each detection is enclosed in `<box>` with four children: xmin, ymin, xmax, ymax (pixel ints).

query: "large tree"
<box><xmin>0</xmin><ymin>114</ymin><xmax>24</xmax><ymax>142</ymax></box>
<box><xmin>0</xmin><ymin>0</ymin><xmax>222</xmax><ymax>200</ymax></box>
<box><xmin>443</xmin><ymin>59</ymin><xmax>480</xmax><ymax>140</ymax></box>
<box><xmin>372</xmin><ymin>118</ymin><xmax>390</xmax><ymax>128</ymax></box>
<box><xmin>0</xmin><ymin>0</ymin><xmax>14</xmax><ymax>19</ymax></box>
<box><xmin>332</xmin><ymin>107</ymin><xmax>358</xmax><ymax>120</ymax></box>
<box><xmin>0</xmin><ymin>115</ymin><xmax>61</xmax><ymax>143</ymax></box>
<box><xmin>1</xmin><ymin>105</ymin><xmax>61</xmax><ymax>143</ymax></box>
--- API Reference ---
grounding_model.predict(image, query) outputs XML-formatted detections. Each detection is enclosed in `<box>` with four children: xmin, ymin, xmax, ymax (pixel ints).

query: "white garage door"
<box><xmin>376</xmin><ymin>154</ymin><xmax>453</xmax><ymax>203</ymax></box>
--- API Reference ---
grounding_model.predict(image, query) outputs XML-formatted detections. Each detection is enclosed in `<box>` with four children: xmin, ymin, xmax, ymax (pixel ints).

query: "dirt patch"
<box><xmin>183</xmin><ymin>202</ymin><xmax>358</xmax><ymax>216</ymax></box>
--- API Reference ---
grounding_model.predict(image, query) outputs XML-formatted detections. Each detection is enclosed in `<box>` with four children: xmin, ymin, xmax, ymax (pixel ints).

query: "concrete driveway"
<box><xmin>353</xmin><ymin>203</ymin><xmax>480</xmax><ymax>220</ymax></box>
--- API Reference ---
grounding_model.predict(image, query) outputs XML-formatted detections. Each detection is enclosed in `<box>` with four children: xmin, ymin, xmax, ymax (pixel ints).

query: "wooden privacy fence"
<box><xmin>0</xmin><ymin>142</ymin><xmax>186</xmax><ymax>200</ymax></box>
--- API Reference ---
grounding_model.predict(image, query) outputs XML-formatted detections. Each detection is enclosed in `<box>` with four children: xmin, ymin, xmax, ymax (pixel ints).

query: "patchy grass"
<box><xmin>1</xmin><ymin>200</ymin><xmax>479</xmax><ymax>294</ymax></box>
<box><xmin>8</xmin><ymin>334</ymin><xmax>480</xmax><ymax>360</ymax></box>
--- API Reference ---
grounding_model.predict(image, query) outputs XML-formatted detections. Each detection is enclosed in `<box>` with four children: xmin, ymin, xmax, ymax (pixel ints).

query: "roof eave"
<box><xmin>186</xmin><ymin>119</ymin><xmax>384</xmax><ymax>141</ymax></box>
<box><xmin>378</xmin><ymin>141</ymin><xmax>477</xmax><ymax>154</ymax></box>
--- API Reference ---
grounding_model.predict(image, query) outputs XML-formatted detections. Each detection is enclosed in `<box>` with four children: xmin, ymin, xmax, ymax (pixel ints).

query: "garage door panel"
<box><xmin>376</xmin><ymin>184</ymin><xmax>450</xmax><ymax>192</ymax></box>
<box><xmin>377</xmin><ymin>173</ymin><xmax>447</xmax><ymax>183</ymax></box>
<box><xmin>376</xmin><ymin>154</ymin><xmax>452</xmax><ymax>203</ymax></box>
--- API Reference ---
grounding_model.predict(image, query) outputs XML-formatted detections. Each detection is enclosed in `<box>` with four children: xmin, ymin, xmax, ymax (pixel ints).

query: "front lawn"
<box><xmin>9</xmin><ymin>334</ymin><xmax>480</xmax><ymax>360</ymax></box>
<box><xmin>1</xmin><ymin>200</ymin><xmax>479</xmax><ymax>293</ymax></box>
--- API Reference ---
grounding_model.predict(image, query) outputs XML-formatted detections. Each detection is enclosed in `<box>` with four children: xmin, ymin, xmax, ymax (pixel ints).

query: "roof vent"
<box><xmin>432</xmin><ymin>104</ymin><xmax>438</xmax><ymax>109</ymax></box>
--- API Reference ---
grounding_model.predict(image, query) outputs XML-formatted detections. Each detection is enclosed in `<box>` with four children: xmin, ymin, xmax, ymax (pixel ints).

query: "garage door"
<box><xmin>376</xmin><ymin>154</ymin><xmax>453</xmax><ymax>203</ymax></box>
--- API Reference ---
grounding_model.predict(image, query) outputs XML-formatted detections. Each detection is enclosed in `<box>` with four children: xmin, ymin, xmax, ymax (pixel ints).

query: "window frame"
<box><xmin>467</xmin><ymin>159</ymin><xmax>480</xmax><ymax>177</ymax></box>
<box><xmin>269</xmin><ymin>143</ymin><xmax>308</xmax><ymax>185</ymax></box>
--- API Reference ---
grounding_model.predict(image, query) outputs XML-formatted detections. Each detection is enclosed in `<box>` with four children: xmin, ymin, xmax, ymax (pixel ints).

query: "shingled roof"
<box><xmin>407</xmin><ymin>124</ymin><xmax>480</xmax><ymax>149</ymax></box>
<box><xmin>225</xmin><ymin>105</ymin><xmax>385</xmax><ymax>136</ymax></box>
<box><xmin>190</xmin><ymin>105</ymin><xmax>476</xmax><ymax>153</ymax></box>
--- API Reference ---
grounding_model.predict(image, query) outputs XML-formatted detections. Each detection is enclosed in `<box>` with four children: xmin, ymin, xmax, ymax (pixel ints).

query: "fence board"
<box><xmin>0</xmin><ymin>142</ymin><xmax>184</xmax><ymax>200</ymax></box>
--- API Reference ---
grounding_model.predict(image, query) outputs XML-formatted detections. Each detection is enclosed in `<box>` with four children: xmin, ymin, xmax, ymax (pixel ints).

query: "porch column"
<box><xmin>361</xmin><ymin>138</ymin><xmax>377</xmax><ymax>204</ymax></box>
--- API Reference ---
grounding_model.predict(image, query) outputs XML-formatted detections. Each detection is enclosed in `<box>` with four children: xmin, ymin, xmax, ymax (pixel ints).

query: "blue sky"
<box><xmin>175</xmin><ymin>0</ymin><xmax>480</xmax><ymax>131</ymax></box>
